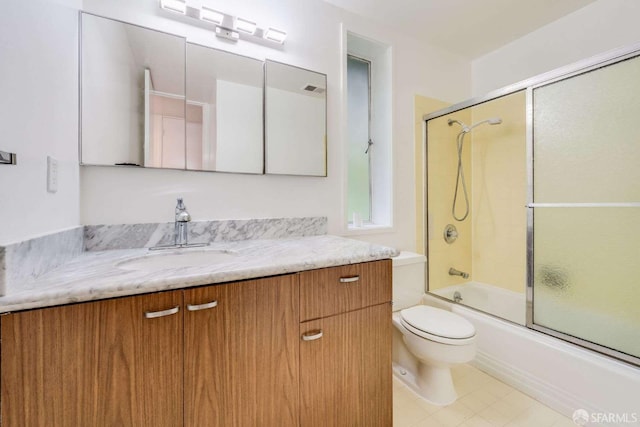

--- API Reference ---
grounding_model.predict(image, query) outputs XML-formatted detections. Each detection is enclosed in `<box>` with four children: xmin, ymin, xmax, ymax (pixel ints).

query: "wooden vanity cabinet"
<box><xmin>1</xmin><ymin>275</ymin><xmax>299</xmax><ymax>427</ymax></box>
<box><xmin>298</xmin><ymin>260</ymin><xmax>393</xmax><ymax>427</ymax></box>
<box><xmin>0</xmin><ymin>259</ymin><xmax>391</xmax><ymax>427</ymax></box>
<box><xmin>0</xmin><ymin>290</ymin><xmax>184</xmax><ymax>427</ymax></box>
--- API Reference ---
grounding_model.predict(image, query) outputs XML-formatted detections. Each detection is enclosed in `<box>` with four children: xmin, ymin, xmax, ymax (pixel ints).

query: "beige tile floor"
<box><xmin>393</xmin><ymin>364</ymin><xmax>576</xmax><ymax>427</ymax></box>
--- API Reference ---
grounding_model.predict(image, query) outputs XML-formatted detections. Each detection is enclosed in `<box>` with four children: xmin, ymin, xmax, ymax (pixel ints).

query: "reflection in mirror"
<box><xmin>265</xmin><ymin>61</ymin><xmax>327</xmax><ymax>176</ymax></box>
<box><xmin>186</xmin><ymin>44</ymin><xmax>264</xmax><ymax>173</ymax></box>
<box><xmin>81</xmin><ymin>13</ymin><xmax>185</xmax><ymax>168</ymax></box>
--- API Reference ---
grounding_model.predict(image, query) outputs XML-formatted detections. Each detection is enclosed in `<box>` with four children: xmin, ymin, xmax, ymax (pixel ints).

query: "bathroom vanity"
<box><xmin>0</xmin><ymin>234</ymin><xmax>394</xmax><ymax>427</ymax></box>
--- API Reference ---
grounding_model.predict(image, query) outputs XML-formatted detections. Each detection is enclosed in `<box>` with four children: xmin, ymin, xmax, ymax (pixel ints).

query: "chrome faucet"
<box><xmin>174</xmin><ymin>198</ymin><xmax>191</xmax><ymax>246</ymax></box>
<box><xmin>149</xmin><ymin>197</ymin><xmax>208</xmax><ymax>251</ymax></box>
<box><xmin>449</xmin><ymin>268</ymin><xmax>469</xmax><ymax>279</ymax></box>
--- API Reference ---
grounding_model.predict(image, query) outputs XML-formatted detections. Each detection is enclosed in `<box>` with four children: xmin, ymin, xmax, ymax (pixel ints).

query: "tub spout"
<box><xmin>449</xmin><ymin>268</ymin><xmax>469</xmax><ymax>279</ymax></box>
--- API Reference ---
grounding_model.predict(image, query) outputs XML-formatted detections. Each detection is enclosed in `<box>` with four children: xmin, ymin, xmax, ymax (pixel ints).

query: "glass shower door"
<box><xmin>530</xmin><ymin>54</ymin><xmax>640</xmax><ymax>363</ymax></box>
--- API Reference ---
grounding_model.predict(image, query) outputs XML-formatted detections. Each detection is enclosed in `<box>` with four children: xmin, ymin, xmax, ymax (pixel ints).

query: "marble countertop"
<box><xmin>0</xmin><ymin>235</ymin><xmax>398</xmax><ymax>313</ymax></box>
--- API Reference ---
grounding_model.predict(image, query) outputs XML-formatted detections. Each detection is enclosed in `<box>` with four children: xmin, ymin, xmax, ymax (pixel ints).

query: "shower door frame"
<box><xmin>423</xmin><ymin>41</ymin><xmax>640</xmax><ymax>367</ymax></box>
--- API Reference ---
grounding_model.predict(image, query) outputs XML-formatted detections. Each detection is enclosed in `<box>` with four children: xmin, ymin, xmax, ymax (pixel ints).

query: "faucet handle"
<box><xmin>176</xmin><ymin>211</ymin><xmax>191</xmax><ymax>222</ymax></box>
<box><xmin>175</xmin><ymin>197</ymin><xmax>190</xmax><ymax>222</ymax></box>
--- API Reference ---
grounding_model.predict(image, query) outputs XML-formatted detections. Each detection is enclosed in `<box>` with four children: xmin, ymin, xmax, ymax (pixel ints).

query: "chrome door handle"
<box><xmin>186</xmin><ymin>300</ymin><xmax>218</xmax><ymax>311</ymax></box>
<box><xmin>144</xmin><ymin>305</ymin><xmax>180</xmax><ymax>319</ymax></box>
<box><xmin>339</xmin><ymin>276</ymin><xmax>360</xmax><ymax>283</ymax></box>
<box><xmin>301</xmin><ymin>329</ymin><xmax>323</xmax><ymax>341</ymax></box>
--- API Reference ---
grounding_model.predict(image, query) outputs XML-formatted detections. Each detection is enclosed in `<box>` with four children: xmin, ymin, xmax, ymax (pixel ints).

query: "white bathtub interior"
<box><xmin>431</xmin><ymin>281</ymin><xmax>526</xmax><ymax>325</ymax></box>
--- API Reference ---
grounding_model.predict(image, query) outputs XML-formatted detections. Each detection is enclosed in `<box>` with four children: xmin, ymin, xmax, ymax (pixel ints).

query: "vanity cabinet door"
<box><xmin>299</xmin><ymin>303</ymin><xmax>392</xmax><ymax>427</ymax></box>
<box><xmin>0</xmin><ymin>291</ymin><xmax>183</xmax><ymax>427</ymax></box>
<box><xmin>255</xmin><ymin>275</ymin><xmax>300</xmax><ymax>426</ymax></box>
<box><xmin>184</xmin><ymin>275</ymin><xmax>299</xmax><ymax>427</ymax></box>
<box><xmin>184</xmin><ymin>279</ymin><xmax>257</xmax><ymax>426</ymax></box>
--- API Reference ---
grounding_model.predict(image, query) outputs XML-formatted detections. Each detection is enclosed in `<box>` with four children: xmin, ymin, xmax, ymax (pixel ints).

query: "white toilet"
<box><xmin>392</xmin><ymin>252</ymin><xmax>477</xmax><ymax>406</ymax></box>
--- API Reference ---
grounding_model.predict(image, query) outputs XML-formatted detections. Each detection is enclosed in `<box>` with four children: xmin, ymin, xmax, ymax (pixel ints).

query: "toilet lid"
<box><xmin>400</xmin><ymin>306</ymin><xmax>475</xmax><ymax>340</ymax></box>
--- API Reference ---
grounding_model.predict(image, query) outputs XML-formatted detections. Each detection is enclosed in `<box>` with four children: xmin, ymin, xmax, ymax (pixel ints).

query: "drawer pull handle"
<box><xmin>301</xmin><ymin>329</ymin><xmax>323</xmax><ymax>341</ymax></box>
<box><xmin>339</xmin><ymin>276</ymin><xmax>360</xmax><ymax>283</ymax></box>
<box><xmin>144</xmin><ymin>305</ymin><xmax>180</xmax><ymax>319</ymax></box>
<box><xmin>186</xmin><ymin>300</ymin><xmax>218</xmax><ymax>311</ymax></box>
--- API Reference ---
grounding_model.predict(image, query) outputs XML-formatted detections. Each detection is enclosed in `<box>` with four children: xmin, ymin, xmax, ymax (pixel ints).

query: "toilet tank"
<box><xmin>392</xmin><ymin>251</ymin><xmax>427</xmax><ymax>311</ymax></box>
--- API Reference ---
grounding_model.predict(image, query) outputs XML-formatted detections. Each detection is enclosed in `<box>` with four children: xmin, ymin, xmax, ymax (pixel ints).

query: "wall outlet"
<box><xmin>47</xmin><ymin>156</ymin><xmax>58</xmax><ymax>193</ymax></box>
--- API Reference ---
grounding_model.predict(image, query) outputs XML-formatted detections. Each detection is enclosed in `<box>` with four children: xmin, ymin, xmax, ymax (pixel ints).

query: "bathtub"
<box><xmin>431</xmin><ymin>282</ymin><xmax>526</xmax><ymax>325</ymax></box>
<box><xmin>423</xmin><ymin>292</ymin><xmax>640</xmax><ymax>421</ymax></box>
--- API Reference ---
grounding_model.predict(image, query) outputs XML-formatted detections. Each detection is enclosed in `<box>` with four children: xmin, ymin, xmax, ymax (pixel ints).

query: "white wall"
<box><xmin>80</xmin><ymin>0</ymin><xmax>471</xmax><ymax>251</ymax></box>
<box><xmin>0</xmin><ymin>0</ymin><xmax>81</xmax><ymax>245</ymax></box>
<box><xmin>472</xmin><ymin>0</ymin><xmax>640</xmax><ymax>95</ymax></box>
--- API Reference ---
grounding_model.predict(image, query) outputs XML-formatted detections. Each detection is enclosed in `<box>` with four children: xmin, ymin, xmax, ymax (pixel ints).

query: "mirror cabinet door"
<box><xmin>186</xmin><ymin>43</ymin><xmax>264</xmax><ymax>174</ymax></box>
<box><xmin>81</xmin><ymin>13</ymin><xmax>186</xmax><ymax>169</ymax></box>
<box><xmin>265</xmin><ymin>60</ymin><xmax>327</xmax><ymax>176</ymax></box>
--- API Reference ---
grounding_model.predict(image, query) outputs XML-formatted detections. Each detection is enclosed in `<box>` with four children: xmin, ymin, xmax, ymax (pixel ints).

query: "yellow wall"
<box><xmin>426</xmin><ymin>109</ymin><xmax>473</xmax><ymax>291</ymax></box>
<box><xmin>414</xmin><ymin>96</ymin><xmax>450</xmax><ymax>254</ymax></box>
<box><xmin>419</xmin><ymin>91</ymin><xmax>527</xmax><ymax>294</ymax></box>
<box><xmin>471</xmin><ymin>91</ymin><xmax>527</xmax><ymax>294</ymax></box>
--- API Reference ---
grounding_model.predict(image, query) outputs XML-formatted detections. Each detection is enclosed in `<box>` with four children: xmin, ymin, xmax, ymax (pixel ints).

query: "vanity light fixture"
<box><xmin>235</xmin><ymin>17</ymin><xmax>257</xmax><ymax>35</ymax></box>
<box><xmin>159</xmin><ymin>1</ymin><xmax>286</xmax><ymax>46</ymax></box>
<box><xmin>264</xmin><ymin>27</ymin><xmax>287</xmax><ymax>44</ymax></box>
<box><xmin>160</xmin><ymin>0</ymin><xmax>186</xmax><ymax>15</ymax></box>
<box><xmin>200</xmin><ymin>6</ymin><xmax>224</xmax><ymax>25</ymax></box>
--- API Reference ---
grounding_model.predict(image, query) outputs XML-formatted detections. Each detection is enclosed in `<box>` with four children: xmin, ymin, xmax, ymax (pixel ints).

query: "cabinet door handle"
<box><xmin>301</xmin><ymin>329</ymin><xmax>323</xmax><ymax>341</ymax></box>
<box><xmin>144</xmin><ymin>305</ymin><xmax>180</xmax><ymax>319</ymax></box>
<box><xmin>186</xmin><ymin>300</ymin><xmax>218</xmax><ymax>311</ymax></box>
<box><xmin>339</xmin><ymin>276</ymin><xmax>360</xmax><ymax>283</ymax></box>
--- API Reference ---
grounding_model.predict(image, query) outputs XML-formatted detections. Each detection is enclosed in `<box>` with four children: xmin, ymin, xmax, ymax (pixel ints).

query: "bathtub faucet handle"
<box><xmin>453</xmin><ymin>291</ymin><xmax>463</xmax><ymax>303</ymax></box>
<box><xmin>444</xmin><ymin>224</ymin><xmax>458</xmax><ymax>244</ymax></box>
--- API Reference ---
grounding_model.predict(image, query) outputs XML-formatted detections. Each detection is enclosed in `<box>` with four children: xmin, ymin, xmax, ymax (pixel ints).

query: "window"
<box><xmin>347</xmin><ymin>55</ymin><xmax>372</xmax><ymax>224</ymax></box>
<box><xmin>345</xmin><ymin>32</ymin><xmax>392</xmax><ymax>230</ymax></box>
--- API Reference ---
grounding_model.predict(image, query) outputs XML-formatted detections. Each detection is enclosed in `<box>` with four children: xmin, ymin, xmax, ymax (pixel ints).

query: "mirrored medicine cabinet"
<box><xmin>265</xmin><ymin>60</ymin><xmax>327</xmax><ymax>176</ymax></box>
<box><xmin>80</xmin><ymin>13</ymin><xmax>327</xmax><ymax>176</ymax></box>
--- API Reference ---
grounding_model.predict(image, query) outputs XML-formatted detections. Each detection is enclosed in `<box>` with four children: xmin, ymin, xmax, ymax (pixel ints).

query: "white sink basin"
<box><xmin>117</xmin><ymin>250</ymin><xmax>237</xmax><ymax>272</ymax></box>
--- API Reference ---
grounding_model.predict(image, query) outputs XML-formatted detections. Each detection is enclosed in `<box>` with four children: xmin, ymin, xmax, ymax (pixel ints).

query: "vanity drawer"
<box><xmin>299</xmin><ymin>259</ymin><xmax>391</xmax><ymax>321</ymax></box>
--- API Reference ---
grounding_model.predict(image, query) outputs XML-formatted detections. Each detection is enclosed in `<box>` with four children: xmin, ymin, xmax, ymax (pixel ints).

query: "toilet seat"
<box><xmin>400</xmin><ymin>306</ymin><xmax>475</xmax><ymax>346</ymax></box>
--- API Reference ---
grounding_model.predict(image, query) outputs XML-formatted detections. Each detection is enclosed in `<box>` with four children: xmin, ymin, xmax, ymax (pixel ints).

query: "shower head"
<box><xmin>468</xmin><ymin>117</ymin><xmax>503</xmax><ymax>131</ymax></box>
<box><xmin>448</xmin><ymin>117</ymin><xmax>502</xmax><ymax>133</ymax></box>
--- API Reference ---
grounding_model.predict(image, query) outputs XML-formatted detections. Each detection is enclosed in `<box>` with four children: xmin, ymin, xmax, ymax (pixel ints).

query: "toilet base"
<box><xmin>392</xmin><ymin>362</ymin><xmax>458</xmax><ymax>406</ymax></box>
